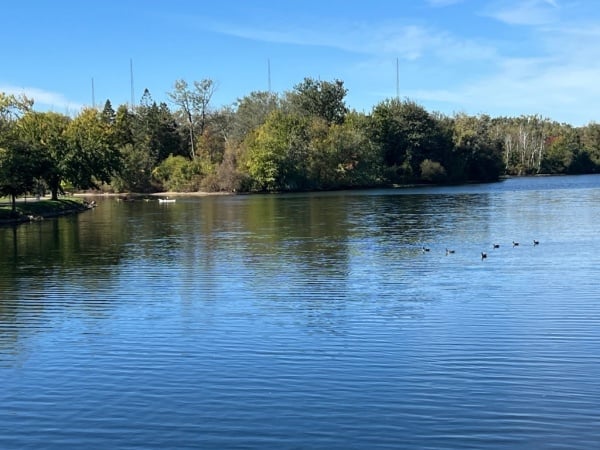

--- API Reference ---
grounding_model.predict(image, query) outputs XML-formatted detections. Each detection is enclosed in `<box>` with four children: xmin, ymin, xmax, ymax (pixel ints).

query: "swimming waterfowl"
<box><xmin>422</xmin><ymin>246</ymin><xmax>430</xmax><ymax>252</ymax></box>
<box><xmin>533</xmin><ymin>239</ymin><xmax>539</xmax><ymax>246</ymax></box>
<box><xmin>493</xmin><ymin>243</ymin><xmax>500</xmax><ymax>249</ymax></box>
<box><xmin>481</xmin><ymin>252</ymin><xmax>487</xmax><ymax>259</ymax></box>
<box><xmin>512</xmin><ymin>241</ymin><xmax>519</xmax><ymax>247</ymax></box>
<box><xmin>446</xmin><ymin>248</ymin><xmax>455</xmax><ymax>255</ymax></box>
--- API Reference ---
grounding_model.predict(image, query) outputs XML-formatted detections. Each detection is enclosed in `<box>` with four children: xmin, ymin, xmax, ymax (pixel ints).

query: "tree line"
<box><xmin>2</xmin><ymin>77</ymin><xmax>600</xmax><ymax>209</ymax></box>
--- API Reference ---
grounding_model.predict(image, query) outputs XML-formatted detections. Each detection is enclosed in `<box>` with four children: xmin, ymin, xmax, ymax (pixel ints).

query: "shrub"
<box><xmin>420</xmin><ymin>159</ymin><xmax>447</xmax><ymax>183</ymax></box>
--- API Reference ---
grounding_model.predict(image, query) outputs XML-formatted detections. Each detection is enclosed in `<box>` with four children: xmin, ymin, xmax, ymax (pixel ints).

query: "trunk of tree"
<box><xmin>11</xmin><ymin>193</ymin><xmax>16</xmax><ymax>214</ymax></box>
<box><xmin>504</xmin><ymin>134</ymin><xmax>514</xmax><ymax>172</ymax></box>
<box><xmin>49</xmin><ymin>175</ymin><xmax>60</xmax><ymax>200</ymax></box>
<box><xmin>187</xmin><ymin>111</ymin><xmax>195</xmax><ymax>159</ymax></box>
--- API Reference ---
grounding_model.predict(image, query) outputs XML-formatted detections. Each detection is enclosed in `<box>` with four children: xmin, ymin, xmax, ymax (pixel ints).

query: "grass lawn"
<box><xmin>0</xmin><ymin>198</ymin><xmax>86</xmax><ymax>222</ymax></box>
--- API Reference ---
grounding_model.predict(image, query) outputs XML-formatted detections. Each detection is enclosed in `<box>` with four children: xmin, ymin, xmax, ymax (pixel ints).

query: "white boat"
<box><xmin>158</xmin><ymin>198</ymin><xmax>176</xmax><ymax>203</ymax></box>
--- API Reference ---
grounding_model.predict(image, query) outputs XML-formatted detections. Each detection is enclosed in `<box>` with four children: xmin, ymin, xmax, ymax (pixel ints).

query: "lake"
<box><xmin>1</xmin><ymin>175</ymin><xmax>600</xmax><ymax>449</ymax></box>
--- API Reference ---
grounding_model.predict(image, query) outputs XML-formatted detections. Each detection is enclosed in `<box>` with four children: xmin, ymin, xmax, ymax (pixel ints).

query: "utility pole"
<box><xmin>396</xmin><ymin>57</ymin><xmax>400</xmax><ymax>100</ymax></box>
<box><xmin>91</xmin><ymin>77</ymin><xmax>95</xmax><ymax>108</ymax></box>
<box><xmin>268</xmin><ymin>58</ymin><xmax>272</xmax><ymax>93</ymax></box>
<box><xmin>130</xmin><ymin>58</ymin><xmax>135</xmax><ymax>109</ymax></box>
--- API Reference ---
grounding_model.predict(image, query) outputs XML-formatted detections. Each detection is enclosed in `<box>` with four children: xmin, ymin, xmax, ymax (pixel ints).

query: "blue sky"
<box><xmin>3</xmin><ymin>0</ymin><xmax>600</xmax><ymax>125</ymax></box>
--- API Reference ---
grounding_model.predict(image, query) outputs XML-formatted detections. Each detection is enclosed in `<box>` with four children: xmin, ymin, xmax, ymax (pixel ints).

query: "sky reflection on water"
<box><xmin>1</xmin><ymin>175</ymin><xmax>600</xmax><ymax>449</ymax></box>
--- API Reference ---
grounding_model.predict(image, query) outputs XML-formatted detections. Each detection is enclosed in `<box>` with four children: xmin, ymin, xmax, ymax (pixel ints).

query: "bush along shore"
<box><xmin>0</xmin><ymin>198</ymin><xmax>96</xmax><ymax>226</ymax></box>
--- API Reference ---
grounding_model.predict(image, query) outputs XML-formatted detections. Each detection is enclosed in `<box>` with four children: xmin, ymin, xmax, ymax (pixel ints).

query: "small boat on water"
<box><xmin>158</xmin><ymin>198</ymin><xmax>176</xmax><ymax>203</ymax></box>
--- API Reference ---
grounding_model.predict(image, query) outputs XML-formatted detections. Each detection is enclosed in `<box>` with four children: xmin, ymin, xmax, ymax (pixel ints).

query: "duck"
<box><xmin>512</xmin><ymin>241</ymin><xmax>519</xmax><ymax>247</ymax></box>
<box><xmin>446</xmin><ymin>248</ymin><xmax>455</xmax><ymax>255</ymax></box>
<box><xmin>422</xmin><ymin>246</ymin><xmax>430</xmax><ymax>253</ymax></box>
<box><xmin>481</xmin><ymin>252</ymin><xmax>487</xmax><ymax>259</ymax></box>
<box><xmin>493</xmin><ymin>243</ymin><xmax>500</xmax><ymax>249</ymax></box>
<box><xmin>533</xmin><ymin>239</ymin><xmax>539</xmax><ymax>246</ymax></box>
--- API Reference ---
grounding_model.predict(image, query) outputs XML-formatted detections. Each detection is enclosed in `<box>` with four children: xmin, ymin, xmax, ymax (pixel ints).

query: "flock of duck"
<box><xmin>421</xmin><ymin>239</ymin><xmax>540</xmax><ymax>260</ymax></box>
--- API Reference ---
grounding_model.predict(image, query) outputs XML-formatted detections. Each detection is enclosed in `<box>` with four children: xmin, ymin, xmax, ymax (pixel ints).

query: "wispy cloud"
<box><xmin>201</xmin><ymin>12</ymin><xmax>598</xmax><ymax>122</ymax></box>
<box><xmin>145</xmin><ymin>5</ymin><xmax>600</xmax><ymax>125</ymax></box>
<box><xmin>409</xmin><ymin>50</ymin><xmax>600</xmax><ymax>124</ymax></box>
<box><xmin>205</xmin><ymin>18</ymin><xmax>497</xmax><ymax>63</ymax></box>
<box><xmin>343</xmin><ymin>1</ymin><xmax>599</xmax><ymax>125</ymax></box>
<box><xmin>0</xmin><ymin>84</ymin><xmax>84</xmax><ymax>113</ymax></box>
<box><xmin>483</xmin><ymin>0</ymin><xmax>560</xmax><ymax>26</ymax></box>
<box><xmin>425</xmin><ymin>0</ymin><xmax>464</xmax><ymax>6</ymax></box>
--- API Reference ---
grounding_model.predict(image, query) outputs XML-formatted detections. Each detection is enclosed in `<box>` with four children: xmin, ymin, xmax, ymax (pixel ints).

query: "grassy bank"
<box><xmin>0</xmin><ymin>198</ymin><xmax>90</xmax><ymax>225</ymax></box>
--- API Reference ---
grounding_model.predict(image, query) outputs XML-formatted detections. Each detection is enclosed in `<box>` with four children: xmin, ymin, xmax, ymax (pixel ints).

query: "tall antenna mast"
<box><xmin>396</xmin><ymin>57</ymin><xmax>400</xmax><ymax>100</ymax></box>
<box><xmin>130</xmin><ymin>58</ymin><xmax>135</xmax><ymax>109</ymax></box>
<box><xmin>91</xmin><ymin>77</ymin><xmax>96</xmax><ymax>108</ymax></box>
<box><xmin>268</xmin><ymin>58</ymin><xmax>272</xmax><ymax>93</ymax></box>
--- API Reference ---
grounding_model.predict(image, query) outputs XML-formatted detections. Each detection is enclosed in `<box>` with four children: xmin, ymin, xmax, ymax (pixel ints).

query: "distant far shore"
<box><xmin>73</xmin><ymin>191</ymin><xmax>232</xmax><ymax>198</ymax></box>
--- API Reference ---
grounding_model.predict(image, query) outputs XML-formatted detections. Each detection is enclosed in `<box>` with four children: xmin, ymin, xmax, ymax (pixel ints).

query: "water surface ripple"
<box><xmin>1</xmin><ymin>175</ymin><xmax>600</xmax><ymax>449</ymax></box>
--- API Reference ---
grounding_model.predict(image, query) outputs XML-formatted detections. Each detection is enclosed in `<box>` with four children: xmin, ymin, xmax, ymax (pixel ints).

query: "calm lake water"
<box><xmin>1</xmin><ymin>175</ymin><xmax>600</xmax><ymax>449</ymax></box>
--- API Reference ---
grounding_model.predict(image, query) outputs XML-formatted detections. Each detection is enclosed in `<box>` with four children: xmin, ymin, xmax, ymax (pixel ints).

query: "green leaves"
<box><xmin>0</xmin><ymin>141</ymin><xmax>37</xmax><ymax>212</ymax></box>
<box><xmin>287</xmin><ymin>78</ymin><xmax>348</xmax><ymax>125</ymax></box>
<box><xmin>63</xmin><ymin>108</ymin><xmax>121</xmax><ymax>192</ymax></box>
<box><xmin>243</xmin><ymin>109</ymin><xmax>381</xmax><ymax>192</ymax></box>
<box><xmin>12</xmin><ymin>111</ymin><xmax>70</xmax><ymax>199</ymax></box>
<box><xmin>370</xmin><ymin>99</ymin><xmax>450</xmax><ymax>182</ymax></box>
<box><xmin>152</xmin><ymin>155</ymin><xmax>203</xmax><ymax>192</ymax></box>
<box><xmin>243</xmin><ymin>111</ymin><xmax>305</xmax><ymax>191</ymax></box>
<box><xmin>6</xmin><ymin>73</ymin><xmax>600</xmax><ymax>199</ymax></box>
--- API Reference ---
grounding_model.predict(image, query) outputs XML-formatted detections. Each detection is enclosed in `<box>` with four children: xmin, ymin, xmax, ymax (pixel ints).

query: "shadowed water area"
<box><xmin>1</xmin><ymin>175</ymin><xmax>600</xmax><ymax>449</ymax></box>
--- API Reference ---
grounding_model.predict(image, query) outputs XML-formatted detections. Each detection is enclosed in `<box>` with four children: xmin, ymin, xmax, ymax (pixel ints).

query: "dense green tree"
<box><xmin>286</xmin><ymin>78</ymin><xmax>348</xmax><ymax>125</ymax></box>
<box><xmin>243</xmin><ymin>111</ymin><xmax>310</xmax><ymax>191</ymax></box>
<box><xmin>231</xmin><ymin>91</ymin><xmax>280</xmax><ymax>143</ymax></box>
<box><xmin>112</xmin><ymin>143</ymin><xmax>157</xmax><ymax>192</ymax></box>
<box><xmin>370</xmin><ymin>99</ymin><xmax>449</xmax><ymax>183</ymax></box>
<box><xmin>101</xmin><ymin>99</ymin><xmax>116</xmax><ymax>124</ymax></box>
<box><xmin>110</xmin><ymin>104</ymin><xmax>141</xmax><ymax>191</ymax></box>
<box><xmin>102</xmin><ymin>95</ymin><xmax>185</xmax><ymax>192</ymax></box>
<box><xmin>63</xmin><ymin>108</ymin><xmax>121</xmax><ymax>192</ymax></box>
<box><xmin>0</xmin><ymin>93</ymin><xmax>36</xmax><ymax>210</ymax></box>
<box><xmin>341</xmin><ymin>111</ymin><xmax>384</xmax><ymax>186</ymax></box>
<box><xmin>17</xmin><ymin>111</ymin><xmax>71</xmax><ymax>200</ymax></box>
<box><xmin>211</xmin><ymin>91</ymin><xmax>281</xmax><ymax>192</ymax></box>
<box><xmin>113</xmin><ymin>104</ymin><xmax>135</xmax><ymax>147</ymax></box>
<box><xmin>450</xmin><ymin>113</ymin><xmax>503</xmax><ymax>182</ymax></box>
<box><xmin>568</xmin><ymin>149</ymin><xmax>598</xmax><ymax>174</ymax></box>
<box><xmin>139</xmin><ymin>100</ymin><xmax>184</xmax><ymax>161</ymax></box>
<box><xmin>581</xmin><ymin>122</ymin><xmax>600</xmax><ymax>168</ymax></box>
<box><xmin>0</xmin><ymin>141</ymin><xmax>37</xmax><ymax>213</ymax></box>
<box><xmin>133</xmin><ymin>91</ymin><xmax>179</xmax><ymax>158</ymax></box>
<box><xmin>540</xmin><ymin>132</ymin><xmax>577</xmax><ymax>173</ymax></box>
<box><xmin>306</xmin><ymin>112</ymin><xmax>381</xmax><ymax>188</ymax></box>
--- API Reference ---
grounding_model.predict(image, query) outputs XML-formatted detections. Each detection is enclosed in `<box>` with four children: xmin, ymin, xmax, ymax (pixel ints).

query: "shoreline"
<box><xmin>0</xmin><ymin>199</ymin><xmax>94</xmax><ymax>227</ymax></box>
<box><xmin>74</xmin><ymin>191</ymin><xmax>232</xmax><ymax>198</ymax></box>
<box><xmin>1</xmin><ymin>173</ymin><xmax>585</xmax><ymax>224</ymax></box>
